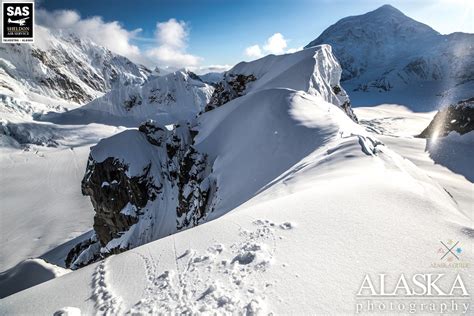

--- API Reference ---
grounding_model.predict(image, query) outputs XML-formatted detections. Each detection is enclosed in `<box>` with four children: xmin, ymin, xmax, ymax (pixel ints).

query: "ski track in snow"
<box><xmin>91</xmin><ymin>219</ymin><xmax>292</xmax><ymax>315</ymax></box>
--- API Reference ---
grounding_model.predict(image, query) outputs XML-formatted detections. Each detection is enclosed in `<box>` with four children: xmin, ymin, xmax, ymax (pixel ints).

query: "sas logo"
<box><xmin>2</xmin><ymin>2</ymin><xmax>34</xmax><ymax>43</ymax></box>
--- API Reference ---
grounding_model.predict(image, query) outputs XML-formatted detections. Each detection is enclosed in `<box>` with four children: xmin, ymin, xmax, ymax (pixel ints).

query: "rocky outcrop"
<box><xmin>67</xmin><ymin>120</ymin><xmax>216</xmax><ymax>269</ymax></box>
<box><xmin>418</xmin><ymin>98</ymin><xmax>474</xmax><ymax>138</ymax></box>
<box><xmin>205</xmin><ymin>74</ymin><xmax>256</xmax><ymax>112</ymax></box>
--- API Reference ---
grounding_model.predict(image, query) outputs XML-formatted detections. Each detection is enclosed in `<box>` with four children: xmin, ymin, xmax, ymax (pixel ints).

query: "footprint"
<box><xmin>279</xmin><ymin>222</ymin><xmax>294</xmax><ymax>230</ymax></box>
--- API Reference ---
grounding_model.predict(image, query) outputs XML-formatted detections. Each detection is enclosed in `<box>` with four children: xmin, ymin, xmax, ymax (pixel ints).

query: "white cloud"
<box><xmin>193</xmin><ymin>64</ymin><xmax>232</xmax><ymax>75</ymax></box>
<box><xmin>244</xmin><ymin>33</ymin><xmax>302</xmax><ymax>60</ymax></box>
<box><xmin>145</xmin><ymin>19</ymin><xmax>202</xmax><ymax>68</ymax></box>
<box><xmin>37</xmin><ymin>9</ymin><xmax>143</xmax><ymax>63</ymax></box>
<box><xmin>263</xmin><ymin>33</ymin><xmax>287</xmax><ymax>54</ymax></box>
<box><xmin>245</xmin><ymin>45</ymin><xmax>263</xmax><ymax>58</ymax></box>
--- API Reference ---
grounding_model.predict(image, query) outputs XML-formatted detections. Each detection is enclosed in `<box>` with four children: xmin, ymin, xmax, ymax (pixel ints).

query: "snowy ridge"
<box><xmin>66</xmin><ymin>45</ymin><xmax>364</xmax><ymax>267</ymax></box>
<box><xmin>42</xmin><ymin>70</ymin><xmax>214</xmax><ymax>127</ymax></box>
<box><xmin>306</xmin><ymin>5</ymin><xmax>474</xmax><ymax>109</ymax></box>
<box><xmin>206</xmin><ymin>45</ymin><xmax>357</xmax><ymax>121</ymax></box>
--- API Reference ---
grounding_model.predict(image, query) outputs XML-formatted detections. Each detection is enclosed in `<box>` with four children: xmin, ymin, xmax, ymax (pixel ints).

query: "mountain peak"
<box><xmin>306</xmin><ymin>5</ymin><xmax>439</xmax><ymax>50</ymax></box>
<box><xmin>373</xmin><ymin>4</ymin><xmax>403</xmax><ymax>14</ymax></box>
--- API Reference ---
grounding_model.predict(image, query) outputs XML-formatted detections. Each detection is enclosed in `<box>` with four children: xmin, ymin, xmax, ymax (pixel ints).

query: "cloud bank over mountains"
<box><xmin>36</xmin><ymin>9</ymin><xmax>226</xmax><ymax>73</ymax></box>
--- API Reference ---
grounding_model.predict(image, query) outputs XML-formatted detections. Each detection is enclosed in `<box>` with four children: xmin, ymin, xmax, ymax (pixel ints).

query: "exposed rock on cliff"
<box><xmin>67</xmin><ymin>120</ymin><xmax>216</xmax><ymax>268</ymax></box>
<box><xmin>418</xmin><ymin>98</ymin><xmax>474</xmax><ymax>138</ymax></box>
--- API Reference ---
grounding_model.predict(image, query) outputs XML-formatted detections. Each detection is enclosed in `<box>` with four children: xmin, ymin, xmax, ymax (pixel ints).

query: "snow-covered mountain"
<box><xmin>41</xmin><ymin>70</ymin><xmax>214</xmax><ymax>127</ymax></box>
<box><xmin>206</xmin><ymin>45</ymin><xmax>357</xmax><ymax>121</ymax></box>
<box><xmin>305</xmin><ymin>5</ymin><xmax>474</xmax><ymax>109</ymax></box>
<box><xmin>65</xmin><ymin>45</ymin><xmax>364</xmax><ymax>268</ymax></box>
<box><xmin>0</xmin><ymin>26</ymin><xmax>149</xmax><ymax>119</ymax></box>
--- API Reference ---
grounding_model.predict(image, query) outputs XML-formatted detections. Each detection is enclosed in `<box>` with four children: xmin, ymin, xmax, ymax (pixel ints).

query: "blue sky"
<box><xmin>38</xmin><ymin>0</ymin><xmax>473</xmax><ymax>71</ymax></box>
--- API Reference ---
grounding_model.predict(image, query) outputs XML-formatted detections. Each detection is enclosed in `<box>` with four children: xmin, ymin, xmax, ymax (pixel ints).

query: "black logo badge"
<box><xmin>2</xmin><ymin>2</ymin><xmax>34</xmax><ymax>43</ymax></box>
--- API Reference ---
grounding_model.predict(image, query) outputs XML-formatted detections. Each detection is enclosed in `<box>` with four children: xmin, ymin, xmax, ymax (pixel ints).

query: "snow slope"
<box><xmin>41</xmin><ymin>70</ymin><xmax>214</xmax><ymax>127</ymax></box>
<box><xmin>0</xmin><ymin>124</ymin><xmax>126</xmax><ymax>273</ymax></box>
<box><xmin>306</xmin><ymin>5</ymin><xmax>474</xmax><ymax>109</ymax></box>
<box><xmin>355</xmin><ymin>105</ymin><xmax>473</xmax><ymax>219</ymax></box>
<box><xmin>1</xmin><ymin>99</ymin><xmax>471</xmax><ymax>313</ymax></box>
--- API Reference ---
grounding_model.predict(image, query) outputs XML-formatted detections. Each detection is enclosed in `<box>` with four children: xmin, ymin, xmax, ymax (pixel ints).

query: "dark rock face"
<box><xmin>330</xmin><ymin>84</ymin><xmax>358</xmax><ymax>123</ymax></box>
<box><xmin>418</xmin><ymin>98</ymin><xmax>474</xmax><ymax>138</ymax></box>
<box><xmin>67</xmin><ymin>120</ymin><xmax>216</xmax><ymax>269</ymax></box>
<box><xmin>123</xmin><ymin>95</ymin><xmax>143</xmax><ymax>111</ymax></box>
<box><xmin>32</xmin><ymin>47</ymin><xmax>94</xmax><ymax>103</ymax></box>
<box><xmin>81</xmin><ymin>157</ymin><xmax>160</xmax><ymax>246</ymax></box>
<box><xmin>205</xmin><ymin>74</ymin><xmax>256</xmax><ymax>112</ymax></box>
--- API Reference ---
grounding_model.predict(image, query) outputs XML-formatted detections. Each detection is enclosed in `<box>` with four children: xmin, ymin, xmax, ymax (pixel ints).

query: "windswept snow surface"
<box><xmin>355</xmin><ymin>104</ymin><xmax>473</xmax><ymax>219</ymax></box>
<box><xmin>208</xmin><ymin>45</ymin><xmax>356</xmax><ymax>121</ymax></box>
<box><xmin>1</xmin><ymin>98</ymin><xmax>472</xmax><ymax>313</ymax></box>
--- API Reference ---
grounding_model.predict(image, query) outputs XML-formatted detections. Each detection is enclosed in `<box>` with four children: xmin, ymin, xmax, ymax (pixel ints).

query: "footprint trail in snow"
<box><xmin>90</xmin><ymin>219</ymin><xmax>293</xmax><ymax>314</ymax></box>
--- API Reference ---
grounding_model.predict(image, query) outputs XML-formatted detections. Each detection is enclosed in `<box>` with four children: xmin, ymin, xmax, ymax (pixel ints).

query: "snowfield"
<box><xmin>1</xmin><ymin>100</ymin><xmax>472</xmax><ymax>313</ymax></box>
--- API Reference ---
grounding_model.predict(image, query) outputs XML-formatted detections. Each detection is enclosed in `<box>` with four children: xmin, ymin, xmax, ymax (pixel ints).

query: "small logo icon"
<box><xmin>8</xmin><ymin>17</ymin><xmax>30</xmax><ymax>26</ymax></box>
<box><xmin>2</xmin><ymin>2</ymin><xmax>34</xmax><ymax>43</ymax></box>
<box><xmin>438</xmin><ymin>240</ymin><xmax>462</xmax><ymax>262</ymax></box>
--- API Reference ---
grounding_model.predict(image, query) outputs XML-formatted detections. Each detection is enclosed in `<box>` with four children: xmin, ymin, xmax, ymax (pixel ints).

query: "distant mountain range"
<box><xmin>306</xmin><ymin>4</ymin><xmax>474</xmax><ymax>109</ymax></box>
<box><xmin>0</xmin><ymin>26</ymin><xmax>149</xmax><ymax>119</ymax></box>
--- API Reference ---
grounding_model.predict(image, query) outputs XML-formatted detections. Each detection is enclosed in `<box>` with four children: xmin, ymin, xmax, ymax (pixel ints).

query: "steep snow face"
<box><xmin>43</xmin><ymin>70</ymin><xmax>214</xmax><ymax>127</ymax></box>
<box><xmin>305</xmin><ymin>5</ymin><xmax>474</xmax><ymax>109</ymax></box>
<box><xmin>0</xmin><ymin>26</ymin><xmax>149</xmax><ymax>116</ymax></box>
<box><xmin>206</xmin><ymin>45</ymin><xmax>357</xmax><ymax>121</ymax></box>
